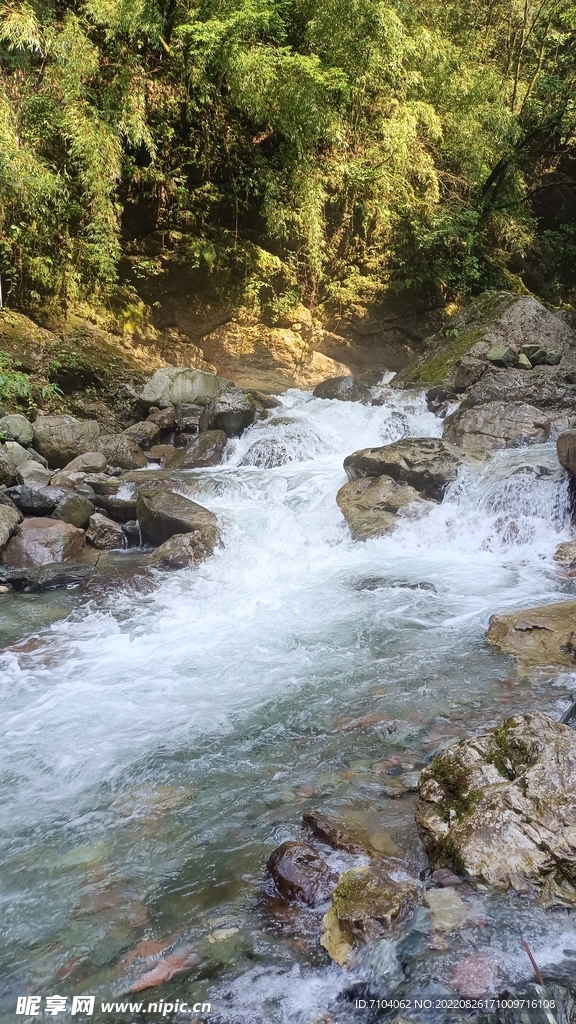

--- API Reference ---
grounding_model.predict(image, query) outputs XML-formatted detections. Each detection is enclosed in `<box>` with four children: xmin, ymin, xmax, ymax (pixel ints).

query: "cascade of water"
<box><xmin>0</xmin><ymin>388</ymin><xmax>574</xmax><ymax>1021</ymax></box>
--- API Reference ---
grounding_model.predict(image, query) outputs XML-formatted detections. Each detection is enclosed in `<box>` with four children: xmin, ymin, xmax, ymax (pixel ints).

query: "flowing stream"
<box><xmin>1</xmin><ymin>388</ymin><xmax>576</xmax><ymax>1024</ymax></box>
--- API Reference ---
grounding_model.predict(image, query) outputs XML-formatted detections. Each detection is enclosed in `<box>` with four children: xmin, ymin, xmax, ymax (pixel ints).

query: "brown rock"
<box><xmin>267</xmin><ymin>841</ymin><xmax>337</xmax><ymax>907</ymax></box>
<box><xmin>486</xmin><ymin>599</ymin><xmax>576</xmax><ymax>669</ymax></box>
<box><xmin>164</xmin><ymin>431</ymin><xmax>227</xmax><ymax>470</ymax></box>
<box><xmin>2</xmin><ymin>518</ymin><xmax>86</xmax><ymax>567</ymax></box>
<box><xmin>123</xmin><ymin>421</ymin><xmax>162</xmax><ymax>450</ymax></box>
<box><xmin>86</xmin><ymin>513</ymin><xmax>126</xmax><ymax>550</ymax></box>
<box><xmin>149</xmin><ymin>529</ymin><xmax>220</xmax><ymax>568</ymax></box>
<box><xmin>33</xmin><ymin>415</ymin><xmax>100</xmax><ymax>468</ymax></box>
<box><xmin>61</xmin><ymin>452</ymin><xmax>107</xmax><ymax>474</ymax></box>
<box><xmin>313</xmin><ymin>376</ymin><xmax>372</xmax><ymax>404</ymax></box>
<box><xmin>336</xmin><ymin>476</ymin><xmax>432</xmax><ymax>540</ymax></box>
<box><xmin>554</xmin><ymin>540</ymin><xmax>576</xmax><ymax>569</ymax></box>
<box><xmin>147</xmin><ymin>445</ymin><xmax>176</xmax><ymax>463</ymax></box>
<box><xmin>146</xmin><ymin>406</ymin><xmax>176</xmax><ymax>430</ymax></box>
<box><xmin>557</xmin><ymin>430</ymin><xmax>576</xmax><ymax>475</ymax></box>
<box><xmin>0</xmin><ymin>505</ymin><xmax>20</xmax><ymax>552</ymax></box>
<box><xmin>97</xmin><ymin>434</ymin><xmax>147</xmax><ymax>470</ymax></box>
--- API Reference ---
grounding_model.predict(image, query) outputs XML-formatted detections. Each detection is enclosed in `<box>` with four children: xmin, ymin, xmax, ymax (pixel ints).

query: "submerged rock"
<box><xmin>313</xmin><ymin>376</ymin><xmax>372</xmax><ymax>404</ymax></box>
<box><xmin>486</xmin><ymin>599</ymin><xmax>576</xmax><ymax>669</ymax></box>
<box><xmin>267</xmin><ymin>841</ymin><xmax>337</xmax><ymax>907</ymax></box>
<box><xmin>0</xmin><ymin>562</ymin><xmax>94</xmax><ymax>591</ymax></box>
<box><xmin>415</xmin><ymin>712</ymin><xmax>576</xmax><ymax>902</ymax></box>
<box><xmin>164</xmin><ymin>430</ymin><xmax>227</xmax><ymax>470</ymax></box>
<box><xmin>343</xmin><ymin>438</ymin><xmax>463</xmax><ymax>501</ymax></box>
<box><xmin>33</xmin><ymin>414</ymin><xmax>100</xmax><ymax>468</ymax></box>
<box><xmin>320</xmin><ymin>861</ymin><xmax>421</xmax><ymax>964</ymax></box>
<box><xmin>336</xmin><ymin>475</ymin><xmax>433</xmax><ymax>540</ymax></box>
<box><xmin>1</xmin><ymin>518</ymin><xmax>86</xmax><ymax>567</ymax></box>
<box><xmin>136</xmin><ymin>489</ymin><xmax>218</xmax><ymax>546</ymax></box>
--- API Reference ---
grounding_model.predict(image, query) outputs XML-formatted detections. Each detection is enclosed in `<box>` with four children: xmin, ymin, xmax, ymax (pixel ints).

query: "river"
<box><xmin>1</xmin><ymin>387</ymin><xmax>575</xmax><ymax>1024</ymax></box>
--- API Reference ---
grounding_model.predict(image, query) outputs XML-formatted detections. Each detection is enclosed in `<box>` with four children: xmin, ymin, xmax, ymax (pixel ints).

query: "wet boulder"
<box><xmin>164</xmin><ymin>431</ymin><xmax>227</xmax><ymax>470</ymax></box>
<box><xmin>0</xmin><ymin>444</ymin><xmax>17</xmax><ymax>485</ymax></box>
<box><xmin>86</xmin><ymin>512</ymin><xmax>126</xmax><ymax>550</ymax></box>
<box><xmin>320</xmin><ymin>861</ymin><xmax>421</xmax><ymax>965</ymax></box>
<box><xmin>52</xmin><ymin>492</ymin><xmax>95</xmax><ymax>529</ymax></box>
<box><xmin>139</xmin><ymin>368</ymin><xmax>232</xmax><ymax>409</ymax></box>
<box><xmin>149</xmin><ymin>528</ymin><xmax>220</xmax><ymax>568</ymax></box>
<box><xmin>0</xmin><ymin>505</ymin><xmax>20</xmax><ymax>552</ymax></box>
<box><xmin>136</xmin><ymin>489</ymin><xmax>218</xmax><ymax>546</ymax></box>
<box><xmin>486</xmin><ymin>599</ymin><xmax>576</xmax><ymax>669</ymax></box>
<box><xmin>1</xmin><ymin>518</ymin><xmax>86</xmax><ymax>567</ymax></box>
<box><xmin>554</xmin><ymin>540</ymin><xmax>576</xmax><ymax>570</ymax></box>
<box><xmin>0</xmin><ymin>413</ymin><xmax>34</xmax><ymax>445</ymax></box>
<box><xmin>415</xmin><ymin>712</ymin><xmax>576</xmax><ymax>903</ymax></box>
<box><xmin>267</xmin><ymin>841</ymin><xmax>337</xmax><ymax>907</ymax></box>
<box><xmin>123</xmin><ymin>421</ymin><xmax>162</xmax><ymax>450</ymax></box>
<box><xmin>557</xmin><ymin>430</ymin><xmax>576</xmax><ymax>476</ymax></box>
<box><xmin>174</xmin><ymin>403</ymin><xmax>203</xmax><ymax>433</ymax></box>
<box><xmin>97</xmin><ymin>434</ymin><xmax>147</xmax><ymax>470</ymax></box>
<box><xmin>343</xmin><ymin>438</ymin><xmax>463</xmax><ymax>502</ymax></box>
<box><xmin>147</xmin><ymin>445</ymin><xmax>177</xmax><ymax>464</ymax></box>
<box><xmin>337</xmin><ymin>475</ymin><xmax>433</xmax><ymax>540</ymax></box>
<box><xmin>16</xmin><ymin>460</ymin><xmax>51</xmax><ymax>488</ymax></box>
<box><xmin>6</xmin><ymin>485</ymin><xmax>66</xmax><ymax>516</ymax></box>
<box><xmin>33</xmin><ymin>415</ymin><xmax>100</xmax><ymax>468</ymax></box>
<box><xmin>313</xmin><ymin>376</ymin><xmax>372</xmax><ymax>404</ymax></box>
<box><xmin>199</xmin><ymin>387</ymin><xmax>257</xmax><ymax>438</ymax></box>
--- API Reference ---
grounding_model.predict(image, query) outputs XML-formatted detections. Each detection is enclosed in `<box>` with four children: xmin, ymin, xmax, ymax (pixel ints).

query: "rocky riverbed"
<box><xmin>2</xmin><ymin>290</ymin><xmax>576</xmax><ymax>1024</ymax></box>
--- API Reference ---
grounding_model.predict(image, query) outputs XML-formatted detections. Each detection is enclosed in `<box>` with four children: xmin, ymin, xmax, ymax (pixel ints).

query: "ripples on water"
<box><xmin>1</xmin><ymin>388</ymin><xmax>575</xmax><ymax>1023</ymax></box>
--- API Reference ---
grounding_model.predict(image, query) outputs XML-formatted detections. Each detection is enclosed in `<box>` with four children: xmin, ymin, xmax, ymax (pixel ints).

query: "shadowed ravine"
<box><xmin>1</xmin><ymin>389</ymin><xmax>576</xmax><ymax>1024</ymax></box>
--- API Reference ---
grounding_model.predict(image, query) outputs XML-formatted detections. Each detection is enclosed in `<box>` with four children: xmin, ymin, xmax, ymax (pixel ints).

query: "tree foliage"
<box><xmin>1</xmin><ymin>0</ymin><xmax>575</xmax><ymax>309</ymax></box>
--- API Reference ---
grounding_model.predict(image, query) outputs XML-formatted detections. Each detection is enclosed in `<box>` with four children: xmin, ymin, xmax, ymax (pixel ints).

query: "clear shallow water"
<box><xmin>1</xmin><ymin>388</ymin><xmax>576</xmax><ymax>1023</ymax></box>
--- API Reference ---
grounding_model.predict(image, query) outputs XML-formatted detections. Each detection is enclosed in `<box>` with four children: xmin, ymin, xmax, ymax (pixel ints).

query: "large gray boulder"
<box><xmin>52</xmin><ymin>492</ymin><xmax>95</xmax><ymax>528</ymax></box>
<box><xmin>164</xmin><ymin>431</ymin><xmax>227</xmax><ymax>470</ymax></box>
<box><xmin>1</xmin><ymin>518</ymin><xmax>86</xmax><ymax>567</ymax></box>
<box><xmin>61</xmin><ymin>452</ymin><xmax>107</xmax><ymax>474</ymax></box>
<box><xmin>97</xmin><ymin>434</ymin><xmax>147</xmax><ymax>470</ymax></box>
<box><xmin>313</xmin><ymin>376</ymin><xmax>372</xmax><ymax>404</ymax></box>
<box><xmin>337</xmin><ymin>476</ymin><xmax>432</xmax><ymax>540</ymax></box>
<box><xmin>16</xmin><ymin>460</ymin><xmax>51</xmax><ymax>488</ymax></box>
<box><xmin>199</xmin><ymin>387</ymin><xmax>257</xmax><ymax>437</ymax></box>
<box><xmin>343</xmin><ymin>438</ymin><xmax>463</xmax><ymax>501</ymax></box>
<box><xmin>136</xmin><ymin>489</ymin><xmax>219</xmax><ymax>546</ymax></box>
<box><xmin>0</xmin><ymin>413</ymin><xmax>34</xmax><ymax>445</ymax></box>
<box><xmin>33</xmin><ymin>415</ymin><xmax>100</xmax><ymax>468</ymax></box>
<box><xmin>415</xmin><ymin>712</ymin><xmax>576</xmax><ymax>903</ymax></box>
<box><xmin>0</xmin><ymin>505</ymin><xmax>20</xmax><ymax>552</ymax></box>
<box><xmin>139</xmin><ymin>368</ymin><xmax>232</xmax><ymax>409</ymax></box>
<box><xmin>4</xmin><ymin>441</ymin><xmax>47</xmax><ymax>468</ymax></box>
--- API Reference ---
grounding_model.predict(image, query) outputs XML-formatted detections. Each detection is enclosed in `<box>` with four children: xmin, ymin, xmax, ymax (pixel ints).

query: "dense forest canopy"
<box><xmin>1</xmin><ymin>0</ymin><xmax>576</xmax><ymax>313</ymax></box>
